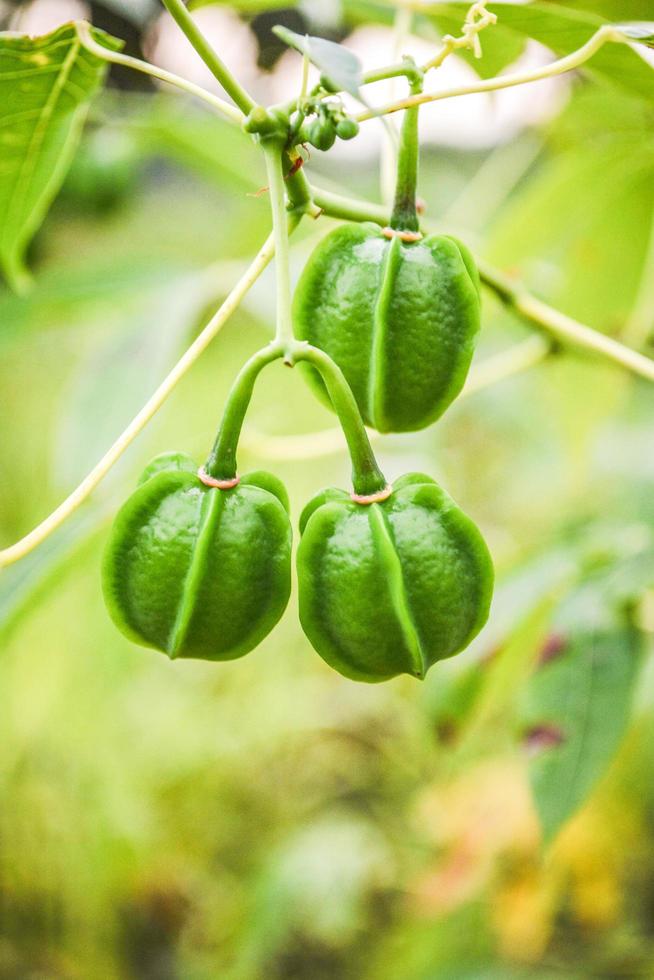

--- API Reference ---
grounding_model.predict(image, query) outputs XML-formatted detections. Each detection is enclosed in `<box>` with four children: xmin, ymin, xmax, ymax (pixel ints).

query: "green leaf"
<box><xmin>560</xmin><ymin>2</ymin><xmax>654</xmax><ymax>19</ymax></box>
<box><xmin>0</xmin><ymin>510</ymin><xmax>105</xmax><ymax>640</ymax></box>
<box><xmin>488</xmin><ymin>4</ymin><xmax>654</xmax><ymax>101</ymax></box>
<box><xmin>615</xmin><ymin>22</ymin><xmax>654</xmax><ymax>47</ymax></box>
<box><xmin>0</xmin><ymin>22</ymin><xmax>122</xmax><ymax>292</ymax></box>
<box><xmin>463</xmin><ymin>590</ymin><xmax>563</xmax><ymax>743</ymax></box>
<box><xmin>520</xmin><ymin>624</ymin><xmax>642</xmax><ymax>843</ymax></box>
<box><xmin>272</xmin><ymin>26</ymin><xmax>362</xmax><ymax>97</ymax></box>
<box><xmin>54</xmin><ymin>271</ymin><xmax>216</xmax><ymax>486</ymax></box>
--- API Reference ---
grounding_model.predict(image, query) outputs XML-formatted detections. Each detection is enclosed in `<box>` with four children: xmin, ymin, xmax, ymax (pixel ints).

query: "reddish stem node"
<box><xmin>381</xmin><ymin>226</ymin><xmax>422</xmax><ymax>242</ymax></box>
<box><xmin>351</xmin><ymin>484</ymin><xmax>393</xmax><ymax>505</ymax></box>
<box><xmin>197</xmin><ymin>468</ymin><xmax>240</xmax><ymax>490</ymax></box>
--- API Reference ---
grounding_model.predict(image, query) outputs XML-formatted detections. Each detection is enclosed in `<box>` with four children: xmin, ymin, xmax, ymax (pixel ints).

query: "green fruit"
<box><xmin>307</xmin><ymin>114</ymin><xmax>336</xmax><ymax>151</ymax></box>
<box><xmin>102</xmin><ymin>453</ymin><xmax>292</xmax><ymax>661</ymax></box>
<box><xmin>293</xmin><ymin>223</ymin><xmax>481</xmax><ymax>432</ymax></box>
<box><xmin>297</xmin><ymin>473</ymin><xmax>493</xmax><ymax>683</ymax></box>
<box><xmin>243</xmin><ymin>105</ymin><xmax>288</xmax><ymax>139</ymax></box>
<box><xmin>335</xmin><ymin>117</ymin><xmax>359</xmax><ymax>140</ymax></box>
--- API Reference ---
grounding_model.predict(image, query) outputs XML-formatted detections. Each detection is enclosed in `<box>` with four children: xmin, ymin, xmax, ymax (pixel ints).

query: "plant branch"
<box><xmin>264</xmin><ymin>143</ymin><xmax>295</xmax><ymax>352</ymax></box>
<box><xmin>309</xmin><ymin>183</ymin><xmax>654</xmax><ymax>384</ymax></box>
<box><xmin>203</xmin><ymin>342</ymin><xmax>284</xmax><ymax>481</ymax></box>
<box><xmin>76</xmin><ymin>22</ymin><xmax>242</xmax><ymax>124</ymax></box>
<box><xmin>356</xmin><ymin>25</ymin><xmax>627</xmax><ymax>122</ymax></box>
<box><xmin>478</xmin><ymin>261</ymin><xmax>654</xmax><ymax>382</ymax></box>
<box><xmin>160</xmin><ymin>0</ymin><xmax>255</xmax><ymax>114</ymax></box>
<box><xmin>0</xmin><ymin>228</ymin><xmax>296</xmax><ymax>571</ymax></box>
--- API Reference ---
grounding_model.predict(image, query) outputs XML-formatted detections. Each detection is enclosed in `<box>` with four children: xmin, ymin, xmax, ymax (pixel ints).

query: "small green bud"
<box><xmin>242</xmin><ymin>106</ymin><xmax>288</xmax><ymax>139</ymax></box>
<box><xmin>335</xmin><ymin>117</ymin><xmax>359</xmax><ymax>141</ymax></box>
<box><xmin>307</xmin><ymin>117</ymin><xmax>336</xmax><ymax>152</ymax></box>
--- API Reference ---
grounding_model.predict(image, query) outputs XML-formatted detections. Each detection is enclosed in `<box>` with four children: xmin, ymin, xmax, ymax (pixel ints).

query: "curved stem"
<box><xmin>242</xmin><ymin>336</ymin><xmax>551</xmax><ymax>462</ymax></box>
<box><xmin>160</xmin><ymin>0</ymin><xmax>255</xmax><ymax>114</ymax></box>
<box><xmin>309</xmin><ymin>182</ymin><xmax>654</xmax><ymax>385</ymax></box>
<box><xmin>76</xmin><ymin>22</ymin><xmax>242</xmax><ymax>124</ymax></box>
<box><xmin>203</xmin><ymin>343</ymin><xmax>283</xmax><ymax>480</ymax></box>
<box><xmin>356</xmin><ymin>26</ymin><xmax>626</xmax><ymax>122</ymax></box>
<box><xmin>263</xmin><ymin>142</ymin><xmax>295</xmax><ymax>352</ymax></box>
<box><xmin>294</xmin><ymin>344</ymin><xmax>388</xmax><ymax>496</ymax></box>
<box><xmin>0</xmin><ymin>231</ymin><xmax>285</xmax><ymax>570</ymax></box>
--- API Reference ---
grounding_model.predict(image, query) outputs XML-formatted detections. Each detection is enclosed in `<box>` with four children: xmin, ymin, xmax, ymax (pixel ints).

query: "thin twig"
<box><xmin>76</xmin><ymin>22</ymin><xmax>242</xmax><ymax>125</ymax></box>
<box><xmin>356</xmin><ymin>26</ymin><xmax>626</xmax><ymax>122</ymax></box>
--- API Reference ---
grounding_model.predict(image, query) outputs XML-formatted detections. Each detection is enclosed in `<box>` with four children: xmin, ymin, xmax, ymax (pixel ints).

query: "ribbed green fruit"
<box><xmin>297</xmin><ymin>473</ymin><xmax>493</xmax><ymax>683</ymax></box>
<box><xmin>293</xmin><ymin>223</ymin><xmax>481</xmax><ymax>432</ymax></box>
<box><xmin>102</xmin><ymin>452</ymin><xmax>292</xmax><ymax>661</ymax></box>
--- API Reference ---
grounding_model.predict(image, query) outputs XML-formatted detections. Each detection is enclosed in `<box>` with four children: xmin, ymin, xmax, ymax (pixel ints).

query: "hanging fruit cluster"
<box><xmin>103</xmin><ymin>65</ymin><xmax>494</xmax><ymax>683</ymax></box>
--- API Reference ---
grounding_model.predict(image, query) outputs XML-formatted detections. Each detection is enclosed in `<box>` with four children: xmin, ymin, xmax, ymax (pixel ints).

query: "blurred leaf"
<box><xmin>561</xmin><ymin>1</ymin><xmax>654</xmax><ymax>18</ymax></box>
<box><xmin>414</xmin><ymin>10</ymin><xmax>528</xmax><ymax>79</ymax></box>
<box><xmin>488</xmin><ymin>134</ymin><xmax>654</xmax><ymax>328</ymax></box>
<box><xmin>464</xmin><ymin>590</ymin><xmax>564</xmax><ymax>741</ymax></box>
<box><xmin>139</xmin><ymin>98</ymin><xmax>264</xmax><ymax>191</ymax></box>
<box><xmin>487</xmin><ymin>4</ymin><xmax>654</xmax><ymax>102</ymax></box>
<box><xmin>0</xmin><ymin>510</ymin><xmax>104</xmax><ymax>639</ymax></box>
<box><xmin>272</xmin><ymin>26</ymin><xmax>363</xmax><ymax>96</ymax></box>
<box><xmin>0</xmin><ymin>23</ymin><xmax>122</xmax><ymax>292</ymax></box>
<box><xmin>452</xmin><ymin>23</ymin><xmax>527</xmax><ymax>79</ymax></box>
<box><xmin>54</xmin><ymin>270</ymin><xmax>216</xmax><ymax>486</ymax></box>
<box><xmin>519</xmin><ymin>622</ymin><xmax>643</xmax><ymax>843</ymax></box>
<box><xmin>616</xmin><ymin>22</ymin><xmax>654</xmax><ymax>47</ymax></box>
<box><xmin>422</xmin><ymin>655</ymin><xmax>487</xmax><ymax>744</ymax></box>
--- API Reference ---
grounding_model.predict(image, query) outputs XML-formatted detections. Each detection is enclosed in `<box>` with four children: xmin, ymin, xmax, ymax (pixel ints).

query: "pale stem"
<box><xmin>0</xmin><ymin>232</ymin><xmax>281</xmax><ymax>570</ymax></box>
<box><xmin>300</xmin><ymin>52</ymin><xmax>310</xmax><ymax>101</ymax></box>
<box><xmin>380</xmin><ymin>5</ymin><xmax>413</xmax><ymax>208</ymax></box>
<box><xmin>263</xmin><ymin>143</ymin><xmax>295</xmax><ymax>353</ymax></box>
<box><xmin>356</xmin><ymin>26</ymin><xmax>626</xmax><ymax>122</ymax></box>
<box><xmin>160</xmin><ymin>0</ymin><xmax>255</xmax><ymax>114</ymax></box>
<box><xmin>76</xmin><ymin>22</ymin><xmax>242</xmax><ymax>125</ymax></box>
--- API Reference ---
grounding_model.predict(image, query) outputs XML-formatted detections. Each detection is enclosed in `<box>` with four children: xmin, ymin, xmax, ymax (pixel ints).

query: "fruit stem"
<box><xmin>390</xmin><ymin>69</ymin><xmax>423</xmax><ymax>234</ymax></box>
<box><xmin>203</xmin><ymin>344</ymin><xmax>283</xmax><ymax>480</ymax></box>
<box><xmin>263</xmin><ymin>141</ymin><xmax>297</xmax><ymax>354</ymax></box>
<box><xmin>294</xmin><ymin>344</ymin><xmax>388</xmax><ymax>497</ymax></box>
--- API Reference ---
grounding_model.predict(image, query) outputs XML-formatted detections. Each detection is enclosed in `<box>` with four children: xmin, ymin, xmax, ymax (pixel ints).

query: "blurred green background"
<box><xmin>1</xmin><ymin>1</ymin><xmax>654</xmax><ymax>977</ymax></box>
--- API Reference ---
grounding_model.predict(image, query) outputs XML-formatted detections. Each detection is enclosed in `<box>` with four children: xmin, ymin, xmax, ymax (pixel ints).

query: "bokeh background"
<box><xmin>1</xmin><ymin>0</ymin><xmax>654</xmax><ymax>977</ymax></box>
